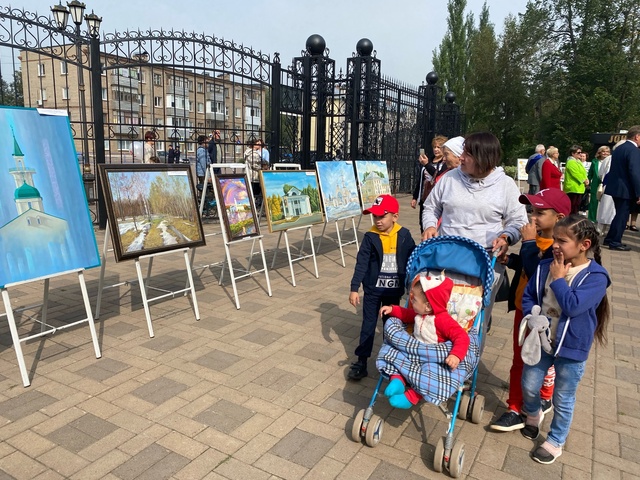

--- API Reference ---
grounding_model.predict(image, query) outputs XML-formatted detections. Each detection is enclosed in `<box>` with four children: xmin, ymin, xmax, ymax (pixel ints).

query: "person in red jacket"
<box><xmin>540</xmin><ymin>146</ymin><xmax>563</xmax><ymax>190</ymax></box>
<box><xmin>379</xmin><ymin>271</ymin><xmax>469</xmax><ymax>408</ymax></box>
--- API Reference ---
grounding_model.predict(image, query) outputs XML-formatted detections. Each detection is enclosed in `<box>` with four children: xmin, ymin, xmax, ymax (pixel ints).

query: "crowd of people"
<box><xmin>346</xmin><ymin>128</ymin><xmax>637</xmax><ymax>466</ymax></box>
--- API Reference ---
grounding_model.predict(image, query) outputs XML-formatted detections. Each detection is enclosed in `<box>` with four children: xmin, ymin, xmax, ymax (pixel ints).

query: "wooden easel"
<box><xmin>1</xmin><ymin>269</ymin><xmax>101</xmax><ymax>387</ymax></box>
<box><xmin>95</xmin><ymin>222</ymin><xmax>200</xmax><ymax>338</ymax></box>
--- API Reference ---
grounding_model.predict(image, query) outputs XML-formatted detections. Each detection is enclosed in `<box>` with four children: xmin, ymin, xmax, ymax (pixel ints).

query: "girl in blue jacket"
<box><xmin>520</xmin><ymin>215</ymin><xmax>610</xmax><ymax>465</ymax></box>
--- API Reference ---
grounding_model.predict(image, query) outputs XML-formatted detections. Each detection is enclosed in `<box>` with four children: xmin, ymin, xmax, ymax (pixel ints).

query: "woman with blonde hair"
<box><xmin>540</xmin><ymin>146</ymin><xmax>562</xmax><ymax>190</ymax></box>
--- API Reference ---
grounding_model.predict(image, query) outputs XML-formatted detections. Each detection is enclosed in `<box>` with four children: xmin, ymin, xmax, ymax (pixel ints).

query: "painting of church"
<box><xmin>316</xmin><ymin>161</ymin><xmax>361</xmax><ymax>221</ymax></box>
<box><xmin>354</xmin><ymin>160</ymin><xmax>391</xmax><ymax>208</ymax></box>
<box><xmin>0</xmin><ymin>107</ymin><xmax>100</xmax><ymax>288</ymax></box>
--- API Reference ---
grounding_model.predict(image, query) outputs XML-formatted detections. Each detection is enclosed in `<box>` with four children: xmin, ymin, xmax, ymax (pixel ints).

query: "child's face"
<box><xmin>531</xmin><ymin>207</ymin><xmax>563</xmax><ymax>236</ymax></box>
<box><xmin>410</xmin><ymin>285</ymin><xmax>434</xmax><ymax>315</ymax></box>
<box><xmin>552</xmin><ymin>226</ymin><xmax>591</xmax><ymax>264</ymax></box>
<box><xmin>372</xmin><ymin>212</ymin><xmax>399</xmax><ymax>233</ymax></box>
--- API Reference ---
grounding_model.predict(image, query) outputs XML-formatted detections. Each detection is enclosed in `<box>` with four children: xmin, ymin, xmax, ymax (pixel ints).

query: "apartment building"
<box><xmin>19</xmin><ymin>48</ymin><xmax>267</xmax><ymax>163</ymax></box>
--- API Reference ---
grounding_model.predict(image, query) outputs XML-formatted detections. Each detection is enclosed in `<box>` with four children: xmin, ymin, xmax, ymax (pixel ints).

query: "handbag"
<box><xmin>596</xmin><ymin>183</ymin><xmax>605</xmax><ymax>201</ymax></box>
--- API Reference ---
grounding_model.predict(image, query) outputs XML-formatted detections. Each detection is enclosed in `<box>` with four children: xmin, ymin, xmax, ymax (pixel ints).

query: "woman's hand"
<box><xmin>419</xmin><ymin>153</ymin><xmax>429</xmax><ymax>164</ymax></box>
<box><xmin>379</xmin><ymin>305</ymin><xmax>393</xmax><ymax>317</ymax></box>
<box><xmin>349</xmin><ymin>292</ymin><xmax>360</xmax><ymax>308</ymax></box>
<box><xmin>410</xmin><ymin>199</ymin><xmax>417</xmax><ymax>209</ymax></box>
<box><xmin>422</xmin><ymin>227</ymin><xmax>437</xmax><ymax>241</ymax></box>
<box><xmin>550</xmin><ymin>250</ymin><xmax>570</xmax><ymax>280</ymax></box>
<box><xmin>520</xmin><ymin>219</ymin><xmax>537</xmax><ymax>242</ymax></box>
<box><xmin>492</xmin><ymin>236</ymin><xmax>509</xmax><ymax>256</ymax></box>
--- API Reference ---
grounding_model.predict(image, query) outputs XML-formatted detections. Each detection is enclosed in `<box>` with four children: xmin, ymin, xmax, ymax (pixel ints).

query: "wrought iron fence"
<box><xmin>0</xmin><ymin>5</ymin><xmax>465</xmax><ymax>226</ymax></box>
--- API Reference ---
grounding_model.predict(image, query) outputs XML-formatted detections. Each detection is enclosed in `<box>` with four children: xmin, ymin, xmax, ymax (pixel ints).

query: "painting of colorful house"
<box><xmin>316</xmin><ymin>161</ymin><xmax>361</xmax><ymax>221</ymax></box>
<box><xmin>355</xmin><ymin>160</ymin><xmax>391</xmax><ymax>209</ymax></box>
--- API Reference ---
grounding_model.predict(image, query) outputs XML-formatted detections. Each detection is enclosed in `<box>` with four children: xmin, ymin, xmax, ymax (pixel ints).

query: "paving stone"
<box><xmin>75</xmin><ymin>358</ymin><xmax>130</xmax><ymax>382</ymax></box>
<box><xmin>112</xmin><ymin>443</ymin><xmax>186</xmax><ymax>480</ymax></box>
<box><xmin>194</xmin><ymin>349</ymin><xmax>242</xmax><ymax>371</ymax></box>
<box><xmin>194</xmin><ymin>399</ymin><xmax>254</xmax><ymax>434</ymax></box>
<box><xmin>131</xmin><ymin>377</ymin><xmax>188</xmax><ymax>406</ymax></box>
<box><xmin>269</xmin><ymin>427</ymin><xmax>334</xmax><ymax>469</ymax></box>
<box><xmin>140</xmin><ymin>335</ymin><xmax>185</xmax><ymax>352</ymax></box>
<box><xmin>241</xmin><ymin>328</ymin><xmax>283</xmax><ymax>346</ymax></box>
<box><xmin>0</xmin><ymin>391</ymin><xmax>57</xmax><ymax>422</ymax></box>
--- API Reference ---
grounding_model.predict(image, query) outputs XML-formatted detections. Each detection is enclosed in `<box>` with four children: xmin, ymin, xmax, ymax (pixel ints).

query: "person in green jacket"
<box><xmin>562</xmin><ymin>145</ymin><xmax>589</xmax><ymax>214</ymax></box>
<box><xmin>587</xmin><ymin>146</ymin><xmax>609</xmax><ymax>222</ymax></box>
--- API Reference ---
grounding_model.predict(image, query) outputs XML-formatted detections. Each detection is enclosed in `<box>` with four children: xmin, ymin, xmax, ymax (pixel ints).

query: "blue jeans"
<box><xmin>522</xmin><ymin>351</ymin><xmax>586</xmax><ymax>448</ymax></box>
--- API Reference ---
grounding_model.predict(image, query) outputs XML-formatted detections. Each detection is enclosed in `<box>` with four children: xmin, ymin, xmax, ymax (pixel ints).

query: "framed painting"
<box><xmin>315</xmin><ymin>161</ymin><xmax>361</xmax><ymax>221</ymax></box>
<box><xmin>354</xmin><ymin>160</ymin><xmax>391</xmax><ymax>209</ymax></box>
<box><xmin>214</xmin><ymin>174</ymin><xmax>261</xmax><ymax>240</ymax></box>
<box><xmin>0</xmin><ymin>107</ymin><xmax>100</xmax><ymax>288</ymax></box>
<box><xmin>98</xmin><ymin>164</ymin><xmax>206</xmax><ymax>262</ymax></box>
<box><xmin>260</xmin><ymin>170</ymin><xmax>324</xmax><ymax>233</ymax></box>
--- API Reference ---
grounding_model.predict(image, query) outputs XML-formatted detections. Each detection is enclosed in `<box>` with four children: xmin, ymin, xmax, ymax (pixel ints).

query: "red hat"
<box><xmin>363</xmin><ymin>194</ymin><xmax>399</xmax><ymax>216</ymax></box>
<box><xmin>519</xmin><ymin>188</ymin><xmax>571</xmax><ymax>216</ymax></box>
<box><xmin>413</xmin><ymin>271</ymin><xmax>453</xmax><ymax>315</ymax></box>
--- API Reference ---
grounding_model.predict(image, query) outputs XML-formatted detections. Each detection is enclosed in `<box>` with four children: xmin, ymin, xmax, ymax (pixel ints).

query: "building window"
<box><xmin>104</xmin><ymin>140</ymin><xmax>110</xmax><ymax>151</ymax></box>
<box><xmin>102</xmin><ymin>88</ymin><xmax>107</xmax><ymax>101</ymax></box>
<box><xmin>37</xmin><ymin>63</ymin><xmax>45</xmax><ymax>76</ymax></box>
<box><xmin>234</xmin><ymin>89</ymin><xmax>240</xmax><ymax>100</ymax></box>
<box><xmin>140</xmin><ymin>94</ymin><xmax>146</xmax><ymax>105</ymax></box>
<box><xmin>140</xmin><ymin>71</ymin><xmax>146</xmax><ymax>83</ymax></box>
<box><xmin>117</xmin><ymin>140</ymin><xmax>132</xmax><ymax>151</ymax></box>
<box><xmin>60</xmin><ymin>61</ymin><xmax>68</xmax><ymax>75</ymax></box>
<box><xmin>61</xmin><ymin>87</ymin><xmax>69</xmax><ymax>100</ymax></box>
<box><xmin>225</xmin><ymin>87</ymin><xmax>229</xmax><ymax>98</ymax></box>
<box><xmin>153</xmin><ymin>73</ymin><xmax>162</xmax><ymax>86</ymax></box>
<box><xmin>155</xmin><ymin>118</ymin><xmax>163</xmax><ymax>126</ymax></box>
<box><xmin>235</xmin><ymin>107</ymin><xmax>240</xmax><ymax>118</ymax></box>
<box><xmin>197</xmin><ymin>82</ymin><xmax>203</xmax><ymax>93</ymax></box>
<box><xmin>154</xmin><ymin>96</ymin><xmax>162</xmax><ymax>107</ymax></box>
<box><xmin>197</xmin><ymin>102</ymin><xmax>204</xmax><ymax>113</ymax></box>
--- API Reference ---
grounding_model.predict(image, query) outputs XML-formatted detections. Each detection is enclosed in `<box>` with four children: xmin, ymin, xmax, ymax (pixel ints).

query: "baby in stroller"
<box><xmin>379</xmin><ymin>271</ymin><xmax>470</xmax><ymax>409</ymax></box>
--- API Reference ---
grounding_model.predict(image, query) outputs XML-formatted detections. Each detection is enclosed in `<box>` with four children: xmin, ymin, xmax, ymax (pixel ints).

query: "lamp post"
<box><xmin>51</xmin><ymin>1</ymin><xmax>105</xmax><ymax>226</ymax></box>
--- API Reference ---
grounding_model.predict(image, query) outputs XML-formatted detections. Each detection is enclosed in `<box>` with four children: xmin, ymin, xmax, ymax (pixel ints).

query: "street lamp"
<box><xmin>51</xmin><ymin>2</ymin><xmax>102</xmax><ymax>220</ymax></box>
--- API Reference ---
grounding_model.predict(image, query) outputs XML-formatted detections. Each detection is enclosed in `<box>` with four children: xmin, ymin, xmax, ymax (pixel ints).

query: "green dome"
<box><xmin>14</xmin><ymin>181</ymin><xmax>41</xmax><ymax>200</ymax></box>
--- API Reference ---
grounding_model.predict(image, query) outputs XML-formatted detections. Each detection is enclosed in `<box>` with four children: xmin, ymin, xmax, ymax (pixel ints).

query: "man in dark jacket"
<box><xmin>167</xmin><ymin>144</ymin><xmax>175</xmax><ymax>164</ymax></box>
<box><xmin>207</xmin><ymin>130</ymin><xmax>221</xmax><ymax>174</ymax></box>
<box><xmin>603</xmin><ymin>126</ymin><xmax>640</xmax><ymax>250</ymax></box>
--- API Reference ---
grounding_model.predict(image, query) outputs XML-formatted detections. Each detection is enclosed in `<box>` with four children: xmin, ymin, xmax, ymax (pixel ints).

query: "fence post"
<box><xmin>89</xmin><ymin>35</ymin><xmax>107</xmax><ymax>229</ymax></box>
<box><xmin>270</xmin><ymin>53</ymin><xmax>282</xmax><ymax>164</ymax></box>
<box><xmin>419</xmin><ymin>71</ymin><xmax>440</xmax><ymax>156</ymax></box>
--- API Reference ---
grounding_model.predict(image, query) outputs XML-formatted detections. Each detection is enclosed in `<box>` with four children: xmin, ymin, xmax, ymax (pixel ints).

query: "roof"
<box><xmin>14</xmin><ymin>181</ymin><xmax>41</xmax><ymax>200</ymax></box>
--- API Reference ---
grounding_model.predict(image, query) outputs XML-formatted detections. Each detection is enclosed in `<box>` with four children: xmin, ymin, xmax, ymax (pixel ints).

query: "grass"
<box><xmin>144</xmin><ymin>219</ymin><xmax>164</xmax><ymax>248</ymax></box>
<box><xmin>171</xmin><ymin>217</ymin><xmax>201</xmax><ymax>241</ymax></box>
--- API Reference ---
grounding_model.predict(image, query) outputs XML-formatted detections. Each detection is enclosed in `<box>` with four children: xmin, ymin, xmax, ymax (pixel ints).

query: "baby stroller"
<box><xmin>350</xmin><ymin>236</ymin><xmax>495</xmax><ymax>478</ymax></box>
<box><xmin>196</xmin><ymin>182</ymin><xmax>217</xmax><ymax>219</ymax></box>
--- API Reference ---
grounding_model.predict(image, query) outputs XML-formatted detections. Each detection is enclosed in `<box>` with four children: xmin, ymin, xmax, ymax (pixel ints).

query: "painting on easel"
<box><xmin>214</xmin><ymin>174</ymin><xmax>261</xmax><ymax>240</ymax></box>
<box><xmin>315</xmin><ymin>161</ymin><xmax>361</xmax><ymax>222</ymax></box>
<box><xmin>98</xmin><ymin>164</ymin><xmax>206</xmax><ymax>261</ymax></box>
<box><xmin>354</xmin><ymin>160</ymin><xmax>391</xmax><ymax>209</ymax></box>
<box><xmin>260</xmin><ymin>170</ymin><xmax>324</xmax><ymax>233</ymax></box>
<box><xmin>0</xmin><ymin>107</ymin><xmax>100</xmax><ymax>288</ymax></box>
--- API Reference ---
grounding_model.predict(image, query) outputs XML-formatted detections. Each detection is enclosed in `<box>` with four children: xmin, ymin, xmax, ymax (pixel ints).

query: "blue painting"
<box><xmin>260</xmin><ymin>170</ymin><xmax>324</xmax><ymax>233</ymax></box>
<box><xmin>316</xmin><ymin>161</ymin><xmax>361</xmax><ymax>221</ymax></box>
<box><xmin>0</xmin><ymin>107</ymin><xmax>100</xmax><ymax>288</ymax></box>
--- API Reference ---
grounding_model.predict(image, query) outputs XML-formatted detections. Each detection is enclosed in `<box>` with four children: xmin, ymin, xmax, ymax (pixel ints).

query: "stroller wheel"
<box><xmin>433</xmin><ymin>437</ymin><xmax>445</xmax><ymax>472</ymax></box>
<box><xmin>471</xmin><ymin>394</ymin><xmax>485</xmax><ymax>424</ymax></box>
<box><xmin>457</xmin><ymin>392</ymin><xmax>471</xmax><ymax>420</ymax></box>
<box><xmin>350</xmin><ymin>409</ymin><xmax>365</xmax><ymax>442</ymax></box>
<box><xmin>365</xmin><ymin>415</ymin><xmax>383</xmax><ymax>447</ymax></box>
<box><xmin>449</xmin><ymin>441</ymin><xmax>465</xmax><ymax>478</ymax></box>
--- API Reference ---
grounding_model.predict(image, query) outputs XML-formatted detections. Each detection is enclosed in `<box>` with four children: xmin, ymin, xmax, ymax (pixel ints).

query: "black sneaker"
<box><xmin>490</xmin><ymin>411</ymin><xmax>525</xmax><ymax>432</ymax></box>
<box><xmin>532</xmin><ymin>445</ymin><xmax>561</xmax><ymax>464</ymax></box>
<box><xmin>348</xmin><ymin>360</ymin><xmax>368</xmax><ymax>381</ymax></box>
<box><xmin>521</xmin><ymin>411</ymin><xmax>544</xmax><ymax>440</ymax></box>
<box><xmin>541</xmin><ymin>399</ymin><xmax>553</xmax><ymax>415</ymax></box>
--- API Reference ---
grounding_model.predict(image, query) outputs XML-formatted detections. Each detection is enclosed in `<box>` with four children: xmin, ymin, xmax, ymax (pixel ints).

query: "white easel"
<box><xmin>316</xmin><ymin>216</ymin><xmax>360</xmax><ymax>267</ymax></box>
<box><xmin>1</xmin><ymin>269</ymin><xmax>101</xmax><ymax>387</ymax></box>
<box><xmin>95</xmin><ymin>222</ymin><xmax>200</xmax><ymax>338</ymax></box>
<box><xmin>210</xmin><ymin>168</ymin><xmax>272</xmax><ymax>309</ymax></box>
<box><xmin>267</xmin><ymin>163</ymin><xmax>319</xmax><ymax>285</ymax></box>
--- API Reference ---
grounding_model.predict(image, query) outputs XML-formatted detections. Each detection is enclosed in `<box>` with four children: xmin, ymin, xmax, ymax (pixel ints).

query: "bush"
<box><xmin>503</xmin><ymin>165</ymin><xmax>517</xmax><ymax>179</ymax></box>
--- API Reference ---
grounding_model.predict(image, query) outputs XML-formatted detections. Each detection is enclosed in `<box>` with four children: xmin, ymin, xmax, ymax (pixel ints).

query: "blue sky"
<box><xmin>261</xmin><ymin>170</ymin><xmax>318</xmax><ymax>198</ymax></box>
<box><xmin>6</xmin><ymin>0</ymin><xmax>531</xmax><ymax>86</ymax></box>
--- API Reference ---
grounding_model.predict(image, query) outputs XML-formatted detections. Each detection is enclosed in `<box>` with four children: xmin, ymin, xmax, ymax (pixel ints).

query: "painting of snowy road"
<box><xmin>98</xmin><ymin>164</ymin><xmax>205</xmax><ymax>261</ymax></box>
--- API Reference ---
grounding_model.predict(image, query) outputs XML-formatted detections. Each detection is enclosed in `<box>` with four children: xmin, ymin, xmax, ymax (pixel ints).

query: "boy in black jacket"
<box><xmin>348</xmin><ymin>195</ymin><xmax>416</xmax><ymax>380</ymax></box>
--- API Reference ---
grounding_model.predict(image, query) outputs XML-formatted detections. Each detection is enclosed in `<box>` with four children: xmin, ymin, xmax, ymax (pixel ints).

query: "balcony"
<box><xmin>206</xmin><ymin>112</ymin><xmax>226</xmax><ymax>122</ymax></box>
<box><xmin>205</xmin><ymin>91</ymin><xmax>225</xmax><ymax>102</ymax></box>
<box><xmin>167</xmin><ymin>84</ymin><xmax>190</xmax><ymax>96</ymax></box>
<box><xmin>109</xmin><ymin>125</ymin><xmax>140</xmax><ymax>137</ymax></box>
<box><xmin>244</xmin><ymin>97</ymin><xmax>261</xmax><ymax>108</ymax></box>
<box><xmin>109</xmin><ymin>100</ymin><xmax>140</xmax><ymax>112</ymax></box>
<box><xmin>109</xmin><ymin>72</ymin><xmax>139</xmax><ymax>90</ymax></box>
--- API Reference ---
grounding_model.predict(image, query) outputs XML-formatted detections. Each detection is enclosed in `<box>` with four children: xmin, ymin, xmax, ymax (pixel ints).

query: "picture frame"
<box><xmin>214</xmin><ymin>173</ymin><xmax>261</xmax><ymax>240</ymax></box>
<box><xmin>354</xmin><ymin>160</ymin><xmax>391</xmax><ymax>209</ymax></box>
<box><xmin>260</xmin><ymin>170</ymin><xmax>324</xmax><ymax>233</ymax></box>
<box><xmin>0</xmin><ymin>107</ymin><xmax>100</xmax><ymax>287</ymax></box>
<box><xmin>98</xmin><ymin>164</ymin><xmax>206</xmax><ymax>262</ymax></box>
<box><xmin>315</xmin><ymin>161</ymin><xmax>361</xmax><ymax>221</ymax></box>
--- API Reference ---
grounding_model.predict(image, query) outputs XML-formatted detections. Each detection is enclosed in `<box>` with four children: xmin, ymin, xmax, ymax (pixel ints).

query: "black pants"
<box><xmin>355</xmin><ymin>292</ymin><xmax>401</xmax><ymax>360</ymax></box>
<box><xmin>605</xmin><ymin>196</ymin><xmax>631</xmax><ymax>247</ymax></box>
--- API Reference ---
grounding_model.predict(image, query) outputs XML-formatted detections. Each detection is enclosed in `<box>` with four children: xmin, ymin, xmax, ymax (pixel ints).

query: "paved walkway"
<box><xmin>0</xmin><ymin>194</ymin><xmax>638</xmax><ymax>480</ymax></box>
